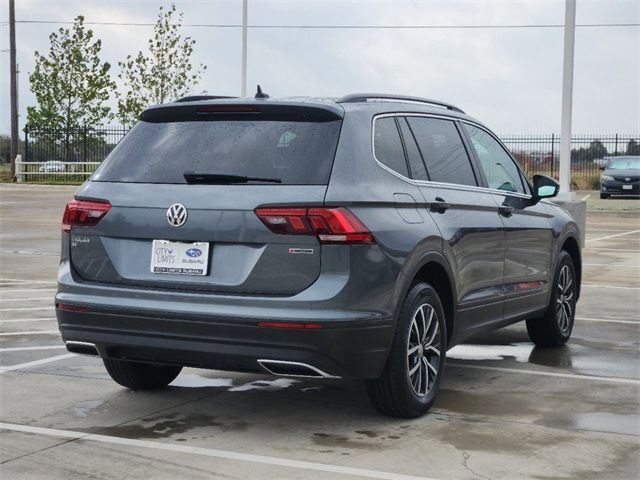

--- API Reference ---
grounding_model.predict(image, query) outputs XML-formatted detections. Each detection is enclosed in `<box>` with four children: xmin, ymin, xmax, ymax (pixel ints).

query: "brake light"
<box><xmin>197</xmin><ymin>105</ymin><xmax>259</xmax><ymax>114</ymax></box>
<box><xmin>255</xmin><ymin>207</ymin><xmax>374</xmax><ymax>244</ymax></box>
<box><xmin>62</xmin><ymin>200</ymin><xmax>111</xmax><ymax>232</ymax></box>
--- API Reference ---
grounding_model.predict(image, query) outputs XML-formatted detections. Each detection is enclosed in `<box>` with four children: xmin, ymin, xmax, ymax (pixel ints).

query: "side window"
<box><xmin>398</xmin><ymin>118</ymin><xmax>429</xmax><ymax>181</ymax></box>
<box><xmin>406</xmin><ymin>117</ymin><xmax>477</xmax><ymax>186</ymax></box>
<box><xmin>462</xmin><ymin>124</ymin><xmax>526</xmax><ymax>194</ymax></box>
<box><xmin>374</xmin><ymin>117</ymin><xmax>409</xmax><ymax>177</ymax></box>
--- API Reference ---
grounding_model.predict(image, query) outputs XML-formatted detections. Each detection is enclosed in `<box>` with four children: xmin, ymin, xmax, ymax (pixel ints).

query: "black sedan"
<box><xmin>600</xmin><ymin>156</ymin><xmax>640</xmax><ymax>199</ymax></box>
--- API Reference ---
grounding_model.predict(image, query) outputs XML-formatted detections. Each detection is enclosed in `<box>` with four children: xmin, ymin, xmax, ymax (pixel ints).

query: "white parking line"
<box><xmin>583</xmin><ymin>263</ymin><xmax>640</xmax><ymax>268</ymax></box>
<box><xmin>0</xmin><ymin>318</ymin><xmax>56</xmax><ymax>324</ymax></box>
<box><xmin>585</xmin><ymin>229</ymin><xmax>640</xmax><ymax>243</ymax></box>
<box><xmin>0</xmin><ymin>307</ymin><xmax>52</xmax><ymax>312</ymax></box>
<box><xmin>0</xmin><ymin>330</ymin><xmax>59</xmax><ymax>336</ymax></box>
<box><xmin>449</xmin><ymin>363</ymin><xmax>640</xmax><ymax>385</ymax></box>
<box><xmin>0</xmin><ymin>250</ymin><xmax>58</xmax><ymax>257</ymax></box>
<box><xmin>0</xmin><ymin>345</ymin><xmax>64</xmax><ymax>352</ymax></box>
<box><xmin>581</xmin><ymin>194</ymin><xmax>591</xmax><ymax>201</ymax></box>
<box><xmin>0</xmin><ymin>288</ymin><xmax>57</xmax><ymax>294</ymax></box>
<box><xmin>0</xmin><ymin>278</ymin><xmax>56</xmax><ymax>284</ymax></box>
<box><xmin>0</xmin><ymin>422</ymin><xmax>435</xmax><ymax>480</ymax></box>
<box><xmin>583</xmin><ymin>248</ymin><xmax>640</xmax><ymax>253</ymax></box>
<box><xmin>582</xmin><ymin>284</ymin><xmax>640</xmax><ymax>290</ymax></box>
<box><xmin>0</xmin><ymin>353</ymin><xmax>75</xmax><ymax>373</ymax></box>
<box><xmin>576</xmin><ymin>317</ymin><xmax>639</xmax><ymax>325</ymax></box>
<box><xmin>0</xmin><ymin>297</ymin><xmax>53</xmax><ymax>302</ymax></box>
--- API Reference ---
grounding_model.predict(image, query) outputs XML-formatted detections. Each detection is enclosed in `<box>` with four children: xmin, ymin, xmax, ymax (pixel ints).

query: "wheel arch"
<box><xmin>399</xmin><ymin>253</ymin><xmax>457</xmax><ymax>347</ymax></box>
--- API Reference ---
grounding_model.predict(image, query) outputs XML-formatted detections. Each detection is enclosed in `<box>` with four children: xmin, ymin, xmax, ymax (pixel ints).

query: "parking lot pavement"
<box><xmin>1</xmin><ymin>184</ymin><xmax>639</xmax><ymax>480</ymax></box>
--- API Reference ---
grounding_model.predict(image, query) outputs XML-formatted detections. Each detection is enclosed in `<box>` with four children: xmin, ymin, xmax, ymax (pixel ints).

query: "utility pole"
<box><xmin>241</xmin><ymin>0</ymin><xmax>248</xmax><ymax>97</ymax></box>
<box><xmin>9</xmin><ymin>0</ymin><xmax>18</xmax><ymax>177</ymax></box>
<box><xmin>558</xmin><ymin>0</ymin><xmax>576</xmax><ymax>199</ymax></box>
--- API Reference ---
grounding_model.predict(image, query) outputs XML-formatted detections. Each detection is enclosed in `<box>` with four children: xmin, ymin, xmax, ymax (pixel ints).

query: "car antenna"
<box><xmin>255</xmin><ymin>85</ymin><xmax>269</xmax><ymax>99</ymax></box>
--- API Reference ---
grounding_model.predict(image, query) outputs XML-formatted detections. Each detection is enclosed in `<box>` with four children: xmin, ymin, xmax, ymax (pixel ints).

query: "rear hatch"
<box><xmin>68</xmin><ymin>101</ymin><xmax>343</xmax><ymax>295</ymax></box>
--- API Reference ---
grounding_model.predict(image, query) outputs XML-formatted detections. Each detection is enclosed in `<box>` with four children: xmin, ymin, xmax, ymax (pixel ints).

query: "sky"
<box><xmin>0</xmin><ymin>0</ymin><xmax>638</xmax><ymax>135</ymax></box>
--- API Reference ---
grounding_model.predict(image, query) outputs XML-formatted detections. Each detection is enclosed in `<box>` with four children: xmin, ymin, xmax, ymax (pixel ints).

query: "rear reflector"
<box><xmin>62</xmin><ymin>200</ymin><xmax>111</xmax><ymax>232</ymax></box>
<box><xmin>255</xmin><ymin>207</ymin><xmax>373</xmax><ymax>244</ymax></box>
<box><xmin>56</xmin><ymin>303</ymin><xmax>91</xmax><ymax>313</ymax></box>
<box><xmin>257</xmin><ymin>321</ymin><xmax>322</xmax><ymax>329</ymax></box>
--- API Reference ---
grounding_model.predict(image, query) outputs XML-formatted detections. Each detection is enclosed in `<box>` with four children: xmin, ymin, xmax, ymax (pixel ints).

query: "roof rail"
<box><xmin>175</xmin><ymin>95</ymin><xmax>236</xmax><ymax>103</ymax></box>
<box><xmin>336</xmin><ymin>93</ymin><xmax>465</xmax><ymax>114</ymax></box>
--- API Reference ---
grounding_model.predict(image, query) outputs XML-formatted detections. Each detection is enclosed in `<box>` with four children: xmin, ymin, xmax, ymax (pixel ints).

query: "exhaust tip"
<box><xmin>257</xmin><ymin>359</ymin><xmax>339</xmax><ymax>379</ymax></box>
<box><xmin>65</xmin><ymin>341</ymin><xmax>99</xmax><ymax>357</ymax></box>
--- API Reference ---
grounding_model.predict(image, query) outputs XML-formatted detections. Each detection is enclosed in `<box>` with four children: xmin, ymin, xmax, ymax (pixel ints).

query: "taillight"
<box><xmin>62</xmin><ymin>200</ymin><xmax>111</xmax><ymax>232</ymax></box>
<box><xmin>255</xmin><ymin>207</ymin><xmax>374</xmax><ymax>244</ymax></box>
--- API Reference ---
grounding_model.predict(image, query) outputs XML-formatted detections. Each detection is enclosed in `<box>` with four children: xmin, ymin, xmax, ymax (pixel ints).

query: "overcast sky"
<box><xmin>0</xmin><ymin>0</ymin><xmax>638</xmax><ymax>135</ymax></box>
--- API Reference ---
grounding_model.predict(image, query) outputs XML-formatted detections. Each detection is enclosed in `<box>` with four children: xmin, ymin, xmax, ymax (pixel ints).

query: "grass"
<box><xmin>0</xmin><ymin>163</ymin><xmax>12</xmax><ymax>183</ymax></box>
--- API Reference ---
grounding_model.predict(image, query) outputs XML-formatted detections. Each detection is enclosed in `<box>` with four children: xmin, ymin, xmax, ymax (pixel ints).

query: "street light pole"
<box><xmin>559</xmin><ymin>0</ymin><xmax>576</xmax><ymax>199</ymax></box>
<box><xmin>241</xmin><ymin>0</ymin><xmax>248</xmax><ymax>97</ymax></box>
<box><xmin>9</xmin><ymin>0</ymin><xmax>18</xmax><ymax>177</ymax></box>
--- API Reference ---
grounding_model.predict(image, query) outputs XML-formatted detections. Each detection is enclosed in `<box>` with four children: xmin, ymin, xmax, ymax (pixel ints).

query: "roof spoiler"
<box><xmin>175</xmin><ymin>95</ymin><xmax>237</xmax><ymax>103</ymax></box>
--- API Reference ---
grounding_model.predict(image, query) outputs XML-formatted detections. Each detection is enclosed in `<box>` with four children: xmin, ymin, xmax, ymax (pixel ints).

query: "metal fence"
<box><xmin>501</xmin><ymin>134</ymin><xmax>640</xmax><ymax>190</ymax></box>
<box><xmin>17</xmin><ymin>127</ymin><xmax>640</xmax><ymax>187</ymax></box>
<box><xmin>19</xmin><ymin>126</ymin><xmax>128</xmax><ymax>183</ymax></box>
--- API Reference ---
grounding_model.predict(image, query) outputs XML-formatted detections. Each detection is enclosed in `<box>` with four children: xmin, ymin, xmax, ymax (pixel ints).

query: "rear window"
<box><xmin>92</xmin><ymin>119</ymin><xmax>342</xmax><ymax>185</ymax></box>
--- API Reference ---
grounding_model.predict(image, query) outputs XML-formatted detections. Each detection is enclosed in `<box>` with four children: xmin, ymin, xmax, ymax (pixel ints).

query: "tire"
<box><xmin>526</xmin><ymin>250</ymin><xmax>577</xmax><ymax>347</ymax></box>
<box><xmin>103</xmin><ymin>358</ymin><xmax>182</xmax><ymax>390</ymax></box>
<box><xmin>366</xmin><ymin>282</ymin><xmax>447</xmax><ymax>418</ymax></box>
<box><xmin>600</xmin><ymin>193</ymin><xmax>610</xmax><ymax>199</ymax></box>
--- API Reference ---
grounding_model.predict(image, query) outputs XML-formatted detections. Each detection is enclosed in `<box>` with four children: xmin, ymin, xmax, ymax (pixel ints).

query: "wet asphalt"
<box><xmin>0</xmin><ymin>184</ymin><xmax>638</xmax><ymax>480</ymax></box>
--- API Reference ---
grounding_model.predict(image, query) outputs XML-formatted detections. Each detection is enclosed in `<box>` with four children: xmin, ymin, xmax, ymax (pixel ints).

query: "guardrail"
<box><xmin>15</xmin><ymin>157</ymin><xmax>101</xmax><ymax>184</ymax></box>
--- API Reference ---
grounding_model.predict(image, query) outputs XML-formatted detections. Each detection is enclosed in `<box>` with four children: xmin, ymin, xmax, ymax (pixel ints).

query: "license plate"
<box><xmin>623</xmin><ymin>184</ymin><xmax>633</xmax><ymax>190</ymax></box>
<box><xmin>150</xmin><ymin>240</ymin><xmax>209</xmax><ymax>275</ymax></box>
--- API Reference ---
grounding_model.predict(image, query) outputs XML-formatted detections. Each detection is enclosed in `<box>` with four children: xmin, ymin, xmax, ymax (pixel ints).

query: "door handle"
<box><xmin>499</xmin><ymin>206</ymin><xmax>515</xmax><ymax>217</ymax></box>
<box><xmin>430</xmin><ymin>197</ymin><xmax>451</xmax><ymax>213</ymax></box>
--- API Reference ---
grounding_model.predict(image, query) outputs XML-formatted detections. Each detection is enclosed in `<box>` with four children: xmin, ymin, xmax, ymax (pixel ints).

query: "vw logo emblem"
<box><xmin>167</xmin><ymin>203</ymin><xmax>188</xmax><ymax>227</ymax></box>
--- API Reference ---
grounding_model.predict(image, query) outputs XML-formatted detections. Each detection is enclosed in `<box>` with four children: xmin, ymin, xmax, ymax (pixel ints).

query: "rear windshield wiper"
<box><xmin>183</xmin><ymin>172</ymin><xmax>282</xmax><ymax>184</ymax></box>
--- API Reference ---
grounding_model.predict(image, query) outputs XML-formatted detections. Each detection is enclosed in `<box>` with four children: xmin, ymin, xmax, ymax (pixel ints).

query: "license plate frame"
<box><xmin>150</xmin><ymin>240</ymin><xmax>210</xmax><ymax>275</ymax></box>
<box><xmin>622</xmin><ymin>184</ymin><xmax>633</xmax><ymax>190</ymax></box>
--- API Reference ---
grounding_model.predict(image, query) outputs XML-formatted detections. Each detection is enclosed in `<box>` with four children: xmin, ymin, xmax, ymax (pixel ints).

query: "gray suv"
<box><xmin>57</xmin><ymin>93</ymin><xmax>581</xmax><ymax>418</ymax></box>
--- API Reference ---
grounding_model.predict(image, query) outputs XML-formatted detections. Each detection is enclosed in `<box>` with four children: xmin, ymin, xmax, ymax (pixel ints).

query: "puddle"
<box><xmin>81</xmin><ymin>412</ymin><xmax>248</xmax><ymax>439</ymax></box>
<box><xmin>535</xmin><ymin>412</ymin><xmax>640</xmax><ymax>437</ymax></box>
<box><xmin>169</xmin><ymin>374</ymin><xmax>298</xmax><ymax>392</ymax></box>
<box><xmin>229</xmin><ymin>378</ymin><xmax>298</xmax><ymax>392</ymax></box>
<box><xmin>312</xmin><ymin>432</ymin><xmax>380</xmax><ymax>451</ymax></box>
<box><xmin>448</xmin><ymin>342</ymin><xmax>534</xmax><ymax>362</ymax></box>
<box><xmin>170</xmin><ymin>374</ymin><xmax>234</xmax><ymax>388</ymax></box>
<box><xmin>71</xmin><ymin>399</ymin><xmax>104</xmax><ymax>418</ymax></box>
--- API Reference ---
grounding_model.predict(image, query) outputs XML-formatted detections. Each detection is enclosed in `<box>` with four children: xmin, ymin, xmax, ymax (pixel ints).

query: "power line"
<box><xmin>12</xmin><ymin>20</ymin><xmax>640</xmax><ymax>29</ymax></box>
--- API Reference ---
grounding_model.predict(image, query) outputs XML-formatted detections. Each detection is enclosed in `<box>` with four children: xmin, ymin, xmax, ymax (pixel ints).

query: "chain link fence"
<box><xmin>16</xmin><ymin>127</ymin><xmax>640</xmax><ymax>187</ymax></box>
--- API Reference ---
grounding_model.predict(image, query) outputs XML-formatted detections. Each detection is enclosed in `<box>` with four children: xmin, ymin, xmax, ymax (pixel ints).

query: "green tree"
<box><xmin>626</xmin><ymin>139</ymin><xmax>640</xmax><ymax>155</ymax></box>
<box><xmin>26</xmin><ymin>16</ymin><xmax>115</xmax><ymax>161</ymax></box>
<box><xmin>116</xmin><ymin>3</ymin><xmax>207</xmax><ymax>126</ymax></box>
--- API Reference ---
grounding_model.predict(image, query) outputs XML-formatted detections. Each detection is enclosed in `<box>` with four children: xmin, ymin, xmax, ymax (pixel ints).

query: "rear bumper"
<box><xmin>57</xmin><ymin>306</ymin><xmax>393</xmax><ymax>379</ymax></box>
<box><xmin>56</xmin><ymin>258</ymin><xmax>398</xmax><ymax>379</ymax></box>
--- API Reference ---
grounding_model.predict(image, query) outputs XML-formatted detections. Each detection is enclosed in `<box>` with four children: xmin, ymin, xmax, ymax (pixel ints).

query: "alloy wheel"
<box><xmin>556</xmin><ymin>265</ymin><xmax>574</xmax><ymax>333</ymax></box>
<box><xmin>406</xmin><ymin>303</ymin><xmax>441</xmax><ymax>397</ymax></box>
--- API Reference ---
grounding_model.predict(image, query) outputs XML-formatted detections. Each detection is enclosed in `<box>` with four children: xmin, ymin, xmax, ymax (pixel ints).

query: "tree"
<box><xmin>627</xmin><ymin>139</ymin><xmax>640</xmax><ymax>155</ymax></box>
<box><xmin>116</xmin><ymin>4</ymin><xmax>207</xmax><ymax>126</ymax></box>
<box><xmin>27</xmin><ymin>16</ymin><xmax>115</xmax><ymax>161</ymax></box>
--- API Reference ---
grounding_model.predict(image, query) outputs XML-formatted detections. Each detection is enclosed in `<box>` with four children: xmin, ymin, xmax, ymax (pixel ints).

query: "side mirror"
<box><xmin>599</xmin><ymin>166</ymin><xmax>606</xmax><ymax>171</ymax></box>
<box><xmin>532</xmin><ymin>174</ymin><xmax>559</xmax><ymax>202</ymax></box>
